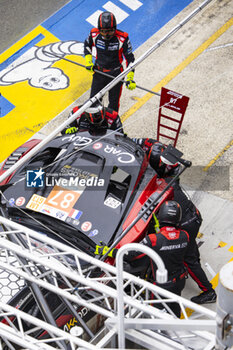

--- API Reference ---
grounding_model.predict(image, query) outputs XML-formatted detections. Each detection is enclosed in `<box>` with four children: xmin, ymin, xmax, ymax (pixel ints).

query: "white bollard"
<box><xmin>216</xmin><ymin>261</ymin><xmax>233</xmax><ymax>349</ymax></box>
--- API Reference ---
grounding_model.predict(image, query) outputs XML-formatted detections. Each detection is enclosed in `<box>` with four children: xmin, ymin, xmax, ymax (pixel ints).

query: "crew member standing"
<box><xmin>84</xmin><ymin>11</ymin><xmax>136</xmax><ymax>112</ymax></box>
<box><xmin>170</xmin><ymin>180</ymin><xmax>217</xmax><ymax>304</ymax></box>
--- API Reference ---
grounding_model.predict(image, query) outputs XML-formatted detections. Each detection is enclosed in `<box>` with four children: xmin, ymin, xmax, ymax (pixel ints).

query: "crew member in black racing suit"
<box><xmin>132</xmin><ymin>138</ymin><xmax>177</xmax><ymax>177</ymax></box>
<box><xmin>125</xmin><ymin>201</ymin><xmax>189</xmax><ymax>318</ymax></box>
<box><xmin>96</xmin><ymin>200</ymin><xmax>189</xmax><ymax>317</ymax></box>
<box><xmin>138</xmin><ymin>138</ymin><xmax>217</xmax><ymax>304</ymax></box>
<box><xmin>62</xmin><ymin>104</ymin><xmax>124</xmax><ymax>135</ymax></box>
<box><xmin>167</xmin><ymin>179</ymin><xmax>217</xmax><ymax>304</ymax></box>
<box><xmin>84</xmin><ymin>11</ymin><xmax>136</xmax><ymax>112</ymax></box>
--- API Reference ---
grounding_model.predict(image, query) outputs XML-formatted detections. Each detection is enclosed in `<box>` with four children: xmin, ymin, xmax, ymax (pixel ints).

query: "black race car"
<box><xmin>0</xmin><ymin>130</ymin><xmax>175</xmax><ymax>252</ymax></box>
<box><xmin>0</xmin><ymin>130</ymin><xmax>188</xmax><ymax>345</ymax></box>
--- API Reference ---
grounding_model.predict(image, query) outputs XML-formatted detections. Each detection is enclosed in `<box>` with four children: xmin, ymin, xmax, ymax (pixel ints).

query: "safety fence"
<box><xmin>0</xmin><ymin>216</ymin><xmax>217</xmax><ymax>349</ymax></box>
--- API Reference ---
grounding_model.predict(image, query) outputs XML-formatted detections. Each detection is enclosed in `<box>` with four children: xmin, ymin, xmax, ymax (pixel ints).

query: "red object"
<box><xmin>0</xmin><ymin>139</ymin><xmax>41</xmax><ymax>186</ymax></box>
<box><xmin>157</xmin><ymin>87</ymin><xmax>189</xmax><ymax>147</ymax></box>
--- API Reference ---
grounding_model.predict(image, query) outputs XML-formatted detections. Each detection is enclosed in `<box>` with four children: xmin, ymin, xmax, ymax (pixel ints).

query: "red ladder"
<box><xmin>157</xmin><ymin>87</ymin><xmax>189</xmax><ymax>147</ymax></box>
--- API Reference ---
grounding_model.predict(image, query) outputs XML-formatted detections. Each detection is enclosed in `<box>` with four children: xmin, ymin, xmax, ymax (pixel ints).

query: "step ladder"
<box><xmin>157</xmin><ymin>87</ymin><xmax>190</xmax><ymax>147</ymax></box>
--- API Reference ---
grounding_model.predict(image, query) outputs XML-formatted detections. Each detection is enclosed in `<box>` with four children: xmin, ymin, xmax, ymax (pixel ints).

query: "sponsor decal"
<box><xmin>160</xmin><ymin>242</ymin><xmax>188</xmax><ymax>251</ymax></box>
<box><xmin>56</xmin><ymin>211</ymin><xmax>67</xmax><ymax>220</ymax></box>
<box><xmin>92</xmin><ymin>142</ymin><xmax>102</xmax><ymax>150</ymax></box>
<box><xmin>61</xmin><ymin>134</ymin><xmax>93</xmax><ymax>147</ymax></box>
<box><xmin>81</xmin><ymin>221</ymin><xmax>92</xmax><ymax>232</ymax></box>
<box><xmin>108</xmin><ymin>44</ymin><xmax>118</xmax><ymax>51</ymax></box>
<box><xmin>68</xmin><ymin>208</ymin><xmax>83</xmax><ymax>220</ymax></box>
<box><xmin>63</xmin><ymin>308</ymin><xmax>89</xmax><ymax>331</ymax></box>
<box><xmin>65</xmin><ymin>216</ymin><xmax>80</xmax><ymax>226</ymax></box>
<box><xmin>168</xmin><ymin>232</ymin><xmax>177</xmax><ymax>239</ymax></box>
<box><xmin>66</xmin><ymin>217</ymin><xmax>72</xmax><ymax>224</ymax></box>
<box><xmin>104</xmin><ymin>145</ymin><xmax>135</xmax><ymax>163</ymax></box>
<box><xmin>88</xmin><ymin>229</ymin><xmax>99</xmax><ymax>238</ymax></box>
<box><xmin>26</xmin><ymin>194</ymin><xmax>46</xmax><ymax>212</ymax></box>
<box><xmin>40</xmin><ymin>204</ymin><xmax>68</xmax><ymax>221</ymax></box>
<box><xmin>8</xmin><ymin>198</ymin><xmax>15</xmax><ymax>207</ymax></box>
<box><xmin>60</xmin><ymin>166</ymin><xmax>96</xmax><ymax>179</ymax></box>
<box><xmin>72</xmin><ymin>219</ymin><xmax>80</xmax><ymax>226</ymax></box>
<box><xmin>104</xmin><ymin>196</ymin><xmax>121</xmax><ymax>209</ymax></box>
<box><xmin>41</xmin><ymin>207</ymin><xmax>51</xmax><ymax>214</ymax></box>
<box><xmin>15</xmin><ymin>197</ymin><xmax>26</xmax><ymax>206</ymax></box>
<box><xmin>26</xmin><ymin>169</ymin><xmax>45</xmax><ymax>188</ymax></box>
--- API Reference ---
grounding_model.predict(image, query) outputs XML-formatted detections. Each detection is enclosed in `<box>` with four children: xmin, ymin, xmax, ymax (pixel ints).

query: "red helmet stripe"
<box><xmin>99</xmin><ymin>13</ymin><xmax>103</xmax><ymax>28</ymax></box>
<box><xmin>89</xmin><ymin>113</ymin><xmax>93</xmax><ymax>123</ymax></box>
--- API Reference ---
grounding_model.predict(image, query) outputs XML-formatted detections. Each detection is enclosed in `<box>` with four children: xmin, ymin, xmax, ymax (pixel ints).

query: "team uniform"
<box><xmin>127</xmin><ymin>225</ymin><xmax>189</xmax><ymax>317</ymax></box>
<box><xmin>95</xmin><ymin>200</ymin><xmax>189</xmax><ymax>316</ymax></box>
<box><xmin>133</xmin><ymin>137</ymin><xmax>216</xmax><ymax>304</ymax></box>
<box><xmin>168</xmin><ymin>179</ymin><xmax>216</xmax><ymax>303</ymax></box>
<box><xmin>62</xmin><ymin>105</ymin><xmax>123</xmax><ymax>135</ymax></box>
<box><xmin>132</xmin><ymin>138</ymin><xmax>178</xmax><ymax>177</ymax></box>
<box><xmin>84</xmin><ymin>25</ymin><xmax>135</xmax><ymax>111</ymax></box>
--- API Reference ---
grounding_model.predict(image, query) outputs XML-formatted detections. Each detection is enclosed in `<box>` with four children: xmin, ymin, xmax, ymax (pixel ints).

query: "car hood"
<box><xmin>1</xmin><ymin>131</ymin><xmax>147</xmax><ymax>245</ymax></box>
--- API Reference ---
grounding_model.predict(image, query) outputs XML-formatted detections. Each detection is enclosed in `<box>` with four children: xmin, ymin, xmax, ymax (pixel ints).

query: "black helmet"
<box><xmin>149</xmin><ymin>142</ymin><xmax>165</xmax><ymax>168</ymax></box>
<box><xmin>85</xmin><ymin>105</ymin><xmax>105</xmax><ymax>125</ymax></box>
<box><xmin>149</xmin><ymin>142</ymin><xmax>166</xmax><ymax>176</ymax></box>
<box><xmin>98</xmin><ymin>12</ymin><xmax>116</xmax><ymax>39</ymax></box>
<box><xmin>158</xmin><ymin>201</ymin><xmax>182</xmax><ymax>227</ymax></box>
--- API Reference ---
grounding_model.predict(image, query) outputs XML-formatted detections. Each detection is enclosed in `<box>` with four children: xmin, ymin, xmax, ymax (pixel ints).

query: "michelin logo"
<box><xmin>26</xmin><ymin>169</ymin><xmax>45</xmax><ymax>188</ymax></box>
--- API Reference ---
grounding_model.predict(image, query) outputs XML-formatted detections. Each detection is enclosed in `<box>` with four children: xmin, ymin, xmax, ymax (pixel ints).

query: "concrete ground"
<box><xmin>0</xmin><ymin>0</ymin><xmax>69</xmax><ymax>54</ymax></box>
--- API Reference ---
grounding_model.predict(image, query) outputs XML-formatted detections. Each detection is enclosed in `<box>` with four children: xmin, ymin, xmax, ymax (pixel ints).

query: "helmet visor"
<box><xmin>100</xmin><ymin>28</ymin><xmax>115</xmax><ymax>38</ymax></box>
<box><xmin>85</xmin><ymin>107</ymin><xmax>105</xmax><ymax>125</ymax></box>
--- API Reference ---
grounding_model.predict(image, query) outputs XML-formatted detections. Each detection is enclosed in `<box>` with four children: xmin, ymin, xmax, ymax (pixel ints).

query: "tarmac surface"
<box><xmin>0</xmin><ymin>0</ymin><xmax>69</xmax><ymax>54</ymax></box>
<box><xmin>1</xmin><ymin>0</ymin><xmax>233</xmax><ymax>315</ymax></box>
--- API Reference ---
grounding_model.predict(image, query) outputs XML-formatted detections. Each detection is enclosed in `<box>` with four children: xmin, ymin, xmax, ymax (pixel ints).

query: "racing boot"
<box><xmin>191</xmin><ymin>289</ymin><xmax>217</xmax><ymax>304</ymax></box>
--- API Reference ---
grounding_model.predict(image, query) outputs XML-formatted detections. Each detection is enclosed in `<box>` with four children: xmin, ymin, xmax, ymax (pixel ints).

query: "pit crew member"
<box><xmin>62</xmin><ymin>104</ymin><xmax>124</xmax><ymax>135</ymax></box>
<box><xmin>84</xmin><ymin>11</ymin><xmax>136</xmax><ymax>112</ymax></box>
<box><xmin>96</xmin><ymin>200</ymin><xmax>189</xmax><ymax>318</ymax></box>
<box><xmin>135</xmin><ymin>137</ymin><xmax>217</xmax><ymax>304</ymax></box>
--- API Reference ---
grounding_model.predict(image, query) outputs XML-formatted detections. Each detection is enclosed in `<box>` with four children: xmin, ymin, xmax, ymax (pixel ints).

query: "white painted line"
<box><xmin>205</xmin><ymin>42</ymin><xmax>233</xmax><ymax>51</ymax></box>
<box><xmin>204</xmin><ymin>262</ymin><xmax>216</xmax><ymax>278</ymax></box>
<box><xmin>86</xmin><ymin>10</ymin><xmax>103</xmax><ymax>27</ymax></box>
<box><xmin>118</xmin><ymin>0</ymin><xmax>142</xmax><ymax>11</ymax></box>
<box><xmin>103</xmin><ymin>1</ymin><xmax>129</xmax><ymax>24</ymax></box>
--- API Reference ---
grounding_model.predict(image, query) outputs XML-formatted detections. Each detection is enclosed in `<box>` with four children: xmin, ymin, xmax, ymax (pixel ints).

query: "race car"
<box><xmin>0</xmin><ymin>130</ymin><xmax>189</xmax><ymax>344</ymax></box>
<box><xmin>0</xmin><ymin>130</ymin><xmax>177</xmax><ymax>250</ymax></box>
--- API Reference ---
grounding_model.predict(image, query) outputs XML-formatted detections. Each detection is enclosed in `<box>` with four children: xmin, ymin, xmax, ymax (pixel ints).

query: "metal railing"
<box><xmin>0</xmin><ymin>216</ymin><xmax>217</xmax><ymax>349</ymax></box>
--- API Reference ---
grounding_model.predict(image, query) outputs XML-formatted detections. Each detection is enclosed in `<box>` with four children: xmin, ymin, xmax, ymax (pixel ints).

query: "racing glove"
<box><xmin>65</xmin><ymin>126</ymin><xmax>78</xmax><ymax>134</ymax></box>
<box><xmin>152</xmin><ymin>213</ymin><xmax>160</xmax><ymax>233</ymax></box>
<box><xmin>126</xmin><ymin>71</ymin><xmax>136</xmax><ymax>90</ymax></box>
<box><xmin>85</xmin><ymin>54</ymin><xmax>94</xmax><ymax>74</ymax></box>
<box><xmin>94</xmin><ymin>245</ymin><xmax>118</xmax><ymax>258</ymax></box>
